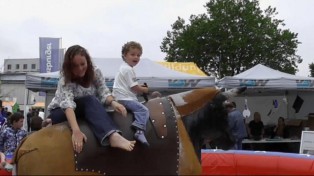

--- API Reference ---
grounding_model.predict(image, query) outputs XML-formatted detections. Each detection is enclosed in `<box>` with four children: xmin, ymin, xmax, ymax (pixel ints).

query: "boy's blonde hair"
<box><xmin>121</xmin><ymin>41</ymin><xmax>143</xmax><ymax>59</ymax></box>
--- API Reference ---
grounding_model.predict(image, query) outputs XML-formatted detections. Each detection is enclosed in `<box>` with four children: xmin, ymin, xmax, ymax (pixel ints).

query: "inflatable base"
<box><xmin>202</xmin><ymin>149</ymin><xmax>314</xmax><ymax>175</ymax></box>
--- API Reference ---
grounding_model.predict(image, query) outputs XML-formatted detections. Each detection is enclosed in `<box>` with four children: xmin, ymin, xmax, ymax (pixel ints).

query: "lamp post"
<box><xmin>218</xmin><ymin>50</ymin><xmax>222</xmax><ymax>79</ymax></box>
<box><xmin>217</xmin><ymin>58</ymin><xmax>221</xmax><ymax>79</ymax></box>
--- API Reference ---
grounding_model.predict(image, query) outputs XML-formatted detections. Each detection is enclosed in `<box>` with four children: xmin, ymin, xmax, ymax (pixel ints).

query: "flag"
<box><xmin>39</xmin><ymin>37</ymin><xmax>62</xmax><ymax>73</ymax></box>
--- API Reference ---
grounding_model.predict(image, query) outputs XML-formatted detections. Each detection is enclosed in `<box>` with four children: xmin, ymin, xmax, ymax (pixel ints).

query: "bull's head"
<box><xmin>172</xmin><ymin>87</ymin><xmax>246</xmax><ymax>161</ymax></box>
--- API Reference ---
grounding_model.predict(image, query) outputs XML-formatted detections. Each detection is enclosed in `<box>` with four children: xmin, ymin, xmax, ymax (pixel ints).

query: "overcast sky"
<box><xmin>0</xmin><ymin>0</ymin><xmax>313</xmax><ymax>76</ymax></box>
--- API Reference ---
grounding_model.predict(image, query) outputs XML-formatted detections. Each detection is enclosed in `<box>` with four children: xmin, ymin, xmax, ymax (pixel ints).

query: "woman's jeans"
<box><xmin>49</xmin><ymin>95</ymin><xmax>120</xmax><ymax>146</ymax></box>
<box><xmin>118</xmin><ymin>100</ymin><xmax>149</xmax><ymax>131</ymax></box>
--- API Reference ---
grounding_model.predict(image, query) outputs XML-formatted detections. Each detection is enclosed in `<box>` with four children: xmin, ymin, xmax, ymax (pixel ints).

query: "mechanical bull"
<box><xmin>13</xmin><ymin>87</ymin><xmax>245</xmax><ymax>175</ymax></box>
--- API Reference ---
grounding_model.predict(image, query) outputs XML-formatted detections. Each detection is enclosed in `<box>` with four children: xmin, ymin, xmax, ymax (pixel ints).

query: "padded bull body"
<box><xmin>76</xmin><ymin>97</ymin><xmax>179</xmax><ymax>175</ymax></box>
<box><xmin>13</xmin><ymin>87</ymin><xmax>240</xmax><ymax>175</ymax></box>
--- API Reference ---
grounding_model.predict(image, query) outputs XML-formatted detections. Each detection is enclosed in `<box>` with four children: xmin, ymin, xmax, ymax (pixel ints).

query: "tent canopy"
<box><xmin>218</xmin><ymin>64</ymin><xmax>314</xmax><ymax>90</ymax></box>
<box><xmin>26</xmin><ymin>58</ymin><xmax>215</xmax><ymax>92</ymax></box>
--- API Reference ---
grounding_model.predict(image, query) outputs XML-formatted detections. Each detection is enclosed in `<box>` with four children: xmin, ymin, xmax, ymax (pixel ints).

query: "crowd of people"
<box><xmin>223</xmin><ymin>101</ymin><xmax>288</xmax><ymax>151</ymax></box>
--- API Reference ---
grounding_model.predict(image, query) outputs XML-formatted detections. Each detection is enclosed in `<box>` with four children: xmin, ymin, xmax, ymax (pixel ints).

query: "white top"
<box><xmin>113</xmin><ymin>62</ymin><xmax>138</xmax><ymax>101</ymax></box>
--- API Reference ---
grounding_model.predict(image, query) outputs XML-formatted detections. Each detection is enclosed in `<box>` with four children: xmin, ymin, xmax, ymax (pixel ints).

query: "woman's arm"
<box><xmin>56</xmin><ymin>77</ymin><xmax>87</xmax><ymax>153</ymax></box>
<box><xmin>65</xmin><ymin>108</ymin><xmax>87</xmax><ymax>154</ymax></box>
<box><xmin>94</xmin><ymin>68</ymin><xmax>112</xmax><ymax>104</ymax></box>
<box><xmin>105</xmin><ymin>96</ymin><xmax>127</xmax><ymax>117</ymax></box>
<box><xmin>65</xmin><ymin>108</ymin><xmax>80</xmax><ymax>132</ymax></box>
<box><xmin>93</xmin><ymin>67</ymin><xmax>127</xmax><ymax>116</ymax></box>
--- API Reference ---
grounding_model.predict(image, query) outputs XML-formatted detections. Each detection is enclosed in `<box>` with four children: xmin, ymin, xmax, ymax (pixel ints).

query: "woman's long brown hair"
<box><xmin>61</xmin><ymin>45</ymin><xmax>95</xmax><ymax>87</ymax></box>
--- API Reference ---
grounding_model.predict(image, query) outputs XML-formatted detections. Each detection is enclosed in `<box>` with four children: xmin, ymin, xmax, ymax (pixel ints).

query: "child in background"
<box><xmin>113</xmin><ymin>41</ymin><xmax>150</xmax><ymax>146</ymax></box>
<box><xmin>0</xmin><ymin>113</ymin><xmax>27</xmax><ymax>157</ymax></box>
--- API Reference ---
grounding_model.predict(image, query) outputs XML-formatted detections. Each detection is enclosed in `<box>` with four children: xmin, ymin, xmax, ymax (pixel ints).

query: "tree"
<box><xmin>161</xmin><ymin>0</ymin><xmax>302</xmax><ymax>78</ymax></box>
<box><xmin>309</xmin><ymin>63</ymin><xmax>314</xmax><ymax>77</ymax></box>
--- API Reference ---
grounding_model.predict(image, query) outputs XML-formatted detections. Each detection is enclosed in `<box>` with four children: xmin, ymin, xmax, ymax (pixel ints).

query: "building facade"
<box><xmin>0</xmin><ymin>58</ymin><xmax>45</xmax><ymax>113</ymax></box>
<box><xmin>3</xmin><ymin>58</ymin><xmax>39</xmax><ymax>73</ymax></box>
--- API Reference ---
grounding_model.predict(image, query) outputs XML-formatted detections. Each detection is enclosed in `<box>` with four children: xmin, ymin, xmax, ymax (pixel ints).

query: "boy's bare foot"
<box><xmin>109</xmin><ymin>132</ymin><xmax>136</xmax><ymax>151</ymax></box>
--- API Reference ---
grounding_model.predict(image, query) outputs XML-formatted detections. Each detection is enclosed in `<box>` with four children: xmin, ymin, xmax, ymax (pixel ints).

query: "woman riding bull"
<box><xmin>47</xmin><ymin>45</ymin><xmax>136</xmax><ymax>153</ymax></box>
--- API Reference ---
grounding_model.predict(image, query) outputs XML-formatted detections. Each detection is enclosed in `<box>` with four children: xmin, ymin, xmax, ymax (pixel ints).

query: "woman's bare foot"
<box><xmin>109</xmin><ymin>132</ymin><xmax>136</xmax><ymax>151</ymax></box>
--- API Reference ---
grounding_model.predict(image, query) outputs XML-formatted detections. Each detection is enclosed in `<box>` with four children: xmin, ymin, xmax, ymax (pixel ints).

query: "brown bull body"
<box><xmin>13</xmin><ymin>87</ymin><xmax>243</xmax><ymax>175</ymax></box>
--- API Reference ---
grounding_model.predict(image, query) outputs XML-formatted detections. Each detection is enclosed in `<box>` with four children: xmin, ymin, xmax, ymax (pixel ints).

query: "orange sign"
<box><xmin>156</xmin><ymin>62</ymin><xmax>207</xmax><ymax>76</ymax></box>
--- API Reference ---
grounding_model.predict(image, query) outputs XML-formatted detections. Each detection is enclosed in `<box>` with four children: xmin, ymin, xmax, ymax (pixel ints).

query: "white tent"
<box><xmin>217</xmin><ymin>64</ymin><xmax>314</xmax><ymax>123</ymax></box>
<box><xmin>218</xmin><ymin>64</ymin><xmax>314</xmax><ymax>90</ymax></box>
<box><xmin>26</xmin><ymin>58</ymin><xmax>215</xmax><ymax>92</ymax></box>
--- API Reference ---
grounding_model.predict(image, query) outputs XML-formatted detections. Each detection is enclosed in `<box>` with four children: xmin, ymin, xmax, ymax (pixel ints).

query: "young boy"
<box><xmin>113</xmin><ymin>41</ymin><xmax>150</xmax><ymax>146</ymax></box>
<box><xmin>0</xmin><ymin>113</ymin><xmax>27</xmax><ymax>157</ymax></box>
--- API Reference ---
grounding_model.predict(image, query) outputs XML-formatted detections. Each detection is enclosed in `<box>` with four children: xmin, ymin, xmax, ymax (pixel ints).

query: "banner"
<box><xmin>157</xmin><ymin>62</ymin><xmax>207</xmax><ymax>76</ymax></box>
<box><xmin>39</xmin><ymin>37</ymin><xmax>61</xmax><ymax>73</ymax></box>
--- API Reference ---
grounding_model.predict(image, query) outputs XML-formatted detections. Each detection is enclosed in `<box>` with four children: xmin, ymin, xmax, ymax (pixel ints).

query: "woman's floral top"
<box><xmin>48</xmin><ymin>67</ymin><xmax>111</xmax><ymax>111</ymax></box>
<box><xmin>0</xmin><ymin>126</ymin><xmax>27</xmax><ymax>155</ymax></box>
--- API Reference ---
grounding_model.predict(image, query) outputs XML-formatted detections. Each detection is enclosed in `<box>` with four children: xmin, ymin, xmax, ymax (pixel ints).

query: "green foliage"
<box><xmin>161</xmin><ymin>0</ymin><xmax>301</xmax><ymax>78</ymax></box>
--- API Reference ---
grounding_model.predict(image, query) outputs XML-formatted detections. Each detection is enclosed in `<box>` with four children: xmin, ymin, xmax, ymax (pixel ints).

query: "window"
<box><xmin>7</xmin><ymin>64</ymin><xmax>11</xmax><ymax>70</ymax></box>
<box><xmin>31</xmin><ymin>64</ymin><xmax>36</xmax><ymax>69</ymax></box>
<box><xmin>16</xmin><ymin>64</ymin><xmax>19</xmax><ymax>69</ymax></box>
<box><xmin>23</xmin><ymin>64</ymin><xmax>27</xmax><ymax>69</ymax></box>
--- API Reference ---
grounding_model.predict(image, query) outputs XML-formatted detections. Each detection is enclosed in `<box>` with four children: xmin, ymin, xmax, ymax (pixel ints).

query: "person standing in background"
<box><xmin>226</xmin><ymin>101</ymin><xmax>247</xmax><ymax>150</ymax></box>
<box><xmin>151</xmin><ymin>91</ymin><xmax>162</xmax><ymax>99</ymax></box>
<box><xmin>0</xmin><ymin>106</ymin><xmax>6</xmax><ymax>133</ymax></box>
<box><xmin>26</xmin><ymin>108</ymin><xmax>33</xmax><ymax>132</ymax></box>
<box><xmin>29</xmin><ymin>111</ymin><xmax>43</xmax><ymax>133</ymax></box>
<box><xmin>2</xmin><ymin>107</ymin><xmax>8</xmax><ymax>119</ymax></box>
<box><xmin>248</xmin><ymin>112</ymin><xmax>264</xmax><ymax>140</ymax></box>
<box><xmin>273</xmin><ymin>116</ymin><xmax>287</xmax><ymax>138</ymax></box>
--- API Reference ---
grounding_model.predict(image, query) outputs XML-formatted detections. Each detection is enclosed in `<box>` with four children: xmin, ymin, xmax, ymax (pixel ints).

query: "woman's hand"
<box><xmin>112</xmin><ymin>101</ymin><xmax>127</xmax><ymax>117</ymax></box>
<box><xmin>72</xmin><ymin>129</ymin><xmax>87</xmax><ymax>153</ymax></box>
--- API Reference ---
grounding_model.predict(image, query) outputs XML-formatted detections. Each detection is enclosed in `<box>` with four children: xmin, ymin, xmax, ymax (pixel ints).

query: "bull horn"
<box><xmin>221</xmin><ymin>86</ymin><xmax>247</xmax><ymax>98</ymax></box>
<box><xmin>169</xmin><ymin>87</ymin><xmax>221</xmax><ymax>117</ymax></box>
